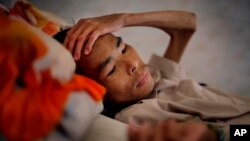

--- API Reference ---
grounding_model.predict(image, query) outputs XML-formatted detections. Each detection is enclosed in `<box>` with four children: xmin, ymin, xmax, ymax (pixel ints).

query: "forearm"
<box><xmin>122</xmin><ymin>11</ymin><xmax>197</xmax><ymax>62</ymax></box>
<box><xmin>123</xmin><ymin>11</ymin><xmax>196</xmax><ymax>34</ymax></box>
<box><xmin>63</xmin><ymin>10</ymin><xmax>196</xmax><ymax>60</ymax></box>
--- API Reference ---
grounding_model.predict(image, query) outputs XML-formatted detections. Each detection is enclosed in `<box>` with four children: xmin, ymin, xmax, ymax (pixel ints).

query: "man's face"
<box><xmin>77</xmin><ymin>34</ymin><xmax>154</xmax><ymax>103</ymax></box>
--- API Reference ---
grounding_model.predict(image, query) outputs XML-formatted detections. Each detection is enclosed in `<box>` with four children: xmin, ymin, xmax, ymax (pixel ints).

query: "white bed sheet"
<box><xmin>84</xmin><ymin>115</ymin><xmax>128</xmax><ymax>141</ymax></box>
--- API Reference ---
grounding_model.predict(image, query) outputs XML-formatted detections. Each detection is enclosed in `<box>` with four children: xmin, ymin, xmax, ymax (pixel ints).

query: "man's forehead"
<box><xmin>83</xmin><ymin>34</ymin><xmax>120</xmax><ymax>68</ymax></box>
<box><xmin>96</xmin><ymin>35</ymin><xmax>123</xmax><ymax>71</ymax></box>
<box><xmin>91</xmin><ymin>34</ymin><xmax>117</xmax><ymax>54</ymax></box>
<box><xmin>96</xmin><ymin>33</ymin><xmax>117</xmax><ymax>45</ymax></box>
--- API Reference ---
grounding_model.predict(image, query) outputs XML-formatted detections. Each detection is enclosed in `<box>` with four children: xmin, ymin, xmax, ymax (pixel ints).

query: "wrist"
<box><xmin>121</xmin><ymin>13</ymin><xmax>132</xmax><ymax>27</ymax></box>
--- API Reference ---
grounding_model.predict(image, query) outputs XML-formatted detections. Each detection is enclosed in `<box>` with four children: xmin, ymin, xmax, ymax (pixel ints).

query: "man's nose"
<box><xmin>128</xmin><ymin>65</ymin><xmax>136</xmax><ymax>75</ymax></box>
<box><xmin>125</xmin><ymin>61</ymin><xmax>138</xmax><ymax>75</ymax></box>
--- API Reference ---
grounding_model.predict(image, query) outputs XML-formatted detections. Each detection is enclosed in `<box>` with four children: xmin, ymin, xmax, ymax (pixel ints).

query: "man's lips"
<box><xmin>136</xmin><ymin>68</ymin><xmax>150</xmax><ymax>88</ymax></box>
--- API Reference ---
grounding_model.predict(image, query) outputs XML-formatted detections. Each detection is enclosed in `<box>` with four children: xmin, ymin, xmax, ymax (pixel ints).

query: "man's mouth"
<box><xmin>136</xmin><ymin>68</ymin><xmax>150</xmax><ymax>88</ymax></box>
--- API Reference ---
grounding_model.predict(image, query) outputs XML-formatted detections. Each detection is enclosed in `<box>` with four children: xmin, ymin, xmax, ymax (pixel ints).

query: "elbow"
<box><xmin>188</xmin><ymin>12</ymin><xmax>197</xmax><ymax>32</ymax></box>
<box><xmin>179</xmin><ymin>11</ymin><xmax>197</xmax><ymax>32</ymax></box>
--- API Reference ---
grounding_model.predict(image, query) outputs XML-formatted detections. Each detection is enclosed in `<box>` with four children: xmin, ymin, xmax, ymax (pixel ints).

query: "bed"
<box><xmin>84</xmin><ymin>115</ymin><xmax>127</xmax><ymax>141</ymax></box>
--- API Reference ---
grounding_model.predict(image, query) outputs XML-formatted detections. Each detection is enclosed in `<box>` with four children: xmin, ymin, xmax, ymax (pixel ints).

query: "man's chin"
<box><xmin>137</xmin><ymin>82</ymin><xmax>155</xmax><ymax>99</ymax></box>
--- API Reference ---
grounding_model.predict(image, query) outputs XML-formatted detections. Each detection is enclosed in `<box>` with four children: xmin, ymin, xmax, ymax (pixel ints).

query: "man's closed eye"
<box><xmin>121</xmin><ymin>45</ymin><xmax>127</xmax><ymax>54</ymax></box>
<box><xmin>107</xmin><ymin>66</ymin><xmax>116</xmax><ymax>77</ymax></box>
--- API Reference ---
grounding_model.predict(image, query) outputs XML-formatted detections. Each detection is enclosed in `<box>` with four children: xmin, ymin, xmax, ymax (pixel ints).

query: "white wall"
<box><xmin>1</xmin><ymin>0</ymin><xmax>250</xmax><ymax>96</ymax></box>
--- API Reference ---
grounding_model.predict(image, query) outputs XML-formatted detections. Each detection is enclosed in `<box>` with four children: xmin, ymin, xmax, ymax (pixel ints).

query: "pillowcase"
<box><xmin>9</xmin><ymin>0</ymin><xmax>71</xmax><ymax>36</ymax></box>
<box><xmin>0</xmin><ymin>13</ymin><xmax>105</xmax><ymax>141</ymax></box>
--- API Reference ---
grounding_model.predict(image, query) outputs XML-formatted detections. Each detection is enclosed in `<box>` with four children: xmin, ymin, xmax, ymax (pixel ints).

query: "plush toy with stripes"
<box><xmin>0</xmin><ymin>13</ymin><xmax>105</xmax><ymax>141</ymax></box>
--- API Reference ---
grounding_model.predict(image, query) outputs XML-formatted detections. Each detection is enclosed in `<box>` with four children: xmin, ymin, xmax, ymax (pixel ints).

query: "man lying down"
<box><xmin>54</xmin><ymin>10</ymin><xmax>250</xmax><ymax>141</ymax></box>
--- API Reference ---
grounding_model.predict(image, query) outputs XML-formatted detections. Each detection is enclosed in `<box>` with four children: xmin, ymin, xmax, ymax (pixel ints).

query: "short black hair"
<box><xmin>53</xmin><ymin>28</ymin><xmax>82</xmax><ymax>74</ymax></box>
<box><xmin>53</xmin><ymin>28</ymin><xmax>71</xmax><ymax>44</ymax></box>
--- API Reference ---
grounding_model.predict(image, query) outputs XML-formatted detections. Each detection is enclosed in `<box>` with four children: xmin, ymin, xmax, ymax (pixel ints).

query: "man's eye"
<box><xmin>107</xmin><ymin>66</ymin><xmax>116</xmax><ymax>77</ymax></box>
<box><xmin>121</xmin><ymin>46</ymin><xmax>127</xmax><ymax>54</ymax></box>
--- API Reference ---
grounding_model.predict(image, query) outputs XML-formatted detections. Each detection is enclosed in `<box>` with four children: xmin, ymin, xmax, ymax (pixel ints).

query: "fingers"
<box><xmin>68</xmin><ymin>25</ymin><xmax>86</xmax><ymax>54</ymax></box>
<box><xmin>64</xmin><ymin>19</ymin><xmax>105</xmax><ymax>60</ymax></box>
<box><xmin>153</xmin><ymin>123</ymin><xmax>164</xmax><ymax>141</ymax></box>
<box><xmin>84</xmin><ymin>31</ymin><xmax>100</xmax><ymax>55</ymax></box>
<box><xmin>140</xmin><ymin>123</ymin><xmax>154</xmax><ymax>141</ymax></box>
<box><xmin>128</xmin><ymin>123</ymin><xmax>154</xmax><ymax>141</ymax></box>
<box><xmin>63</xmin><ymin>23</ymin><xmax>80</xmax><ymax>51</ymax></box>
<box><xmin>128</xmin><ymin>124</ymin><xmax>140</xmax><ymax>141</ymax></box>
<box><xmin>73</xmin><ymin>25</ymin><xmax>97</xmax><ymax>60</ymax></box>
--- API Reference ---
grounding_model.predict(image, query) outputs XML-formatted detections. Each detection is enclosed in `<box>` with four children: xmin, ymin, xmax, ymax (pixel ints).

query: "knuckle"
<box><xmin>69</xmin><ymin>35</ymin><xmax>77</xmax><ymax>40</ymax></box>
<box><xmin>76</xmin><ymin>46</ymin><xmax>82</xmax><ymax>52</ymax></box>
<box><xmin>78</xmin><ymin>35</ymin><xmax>86</xmax><ymax>40</ymax></box>
<box><xmin>91</xmin><ymin>20</ymin><xmax>98</xmax><ymax>25</ymax></box>
<box><xmin>69</xmin><ymin>40</ymin><xmax>74</xmax><ymax>46</ymax></box>
<box><xmin>74</xmin><ymin>52</ymin><xmax>79</xmax><ymax>56</ymax></box>
<box><xmin>98</xmin><ymin>25</ymin><xmax>104</xmax><ymax>29</ymax></box>
<box><xmin>92</xmin><ymin>30</ymin><xmax>100</xmax><ymax>36</ymax></box>
<box><xmin>66</xmin><ymin>31</ymin><xmax>72</xmax><ymax>36</ymax></box>
<box><xmin>79</xmin><ymin>19</ymin><xmax>86</xmax><ymax>23</ymax></box>
<box><xmin>89</xmin><ymin>32</ymin><xmax>100</xmax><ymax>41</ymax></box>
<box><xmin>85</xmin><ymin>19</ymin><xmax>92</xmax><ymax>23</ymax></box>
<box><xmin>89</xmin><ymin>35</ymin><xmax>96</xmax><ymax>40</ymax></box>
<box><xmin>97</xmin><ymin>26</ymin><xmax>105</xmax><ymax>33</ymax></box>
<box><xmin>86</xmin><ymin>19</ymin><xmax>98</xmax><ymax>26</ymax></box>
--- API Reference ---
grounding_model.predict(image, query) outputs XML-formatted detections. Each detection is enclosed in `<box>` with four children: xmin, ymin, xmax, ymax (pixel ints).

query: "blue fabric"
<box><xmin>207</xmin><ymin>124</ymin><xmax>227</xmax><ymax>141</ymax></box>
<box><xmin>0</xmin><ymin>134</ymin><xmax>6</xmax><ymax>141</ymax></box>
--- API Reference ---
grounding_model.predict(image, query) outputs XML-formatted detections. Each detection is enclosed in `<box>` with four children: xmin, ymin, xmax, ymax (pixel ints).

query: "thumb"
<box><xmin>128</xmin><ymin>123</ymin><xmax>140</xmax><ymax>141</ymax></box>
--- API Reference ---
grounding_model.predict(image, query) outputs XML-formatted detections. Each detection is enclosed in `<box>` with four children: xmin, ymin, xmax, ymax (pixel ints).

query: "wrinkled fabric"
<box><xmin>116</xmin><ymin>54</ymin><xmax>250</xmax><ymax>141</ymax></box>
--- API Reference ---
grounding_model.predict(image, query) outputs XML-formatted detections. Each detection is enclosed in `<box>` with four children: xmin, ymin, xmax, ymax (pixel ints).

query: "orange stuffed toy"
<box><xmin>0</xmin><ymin>13</ymin><xmax>105</xmax><ymax>141</ymax></box>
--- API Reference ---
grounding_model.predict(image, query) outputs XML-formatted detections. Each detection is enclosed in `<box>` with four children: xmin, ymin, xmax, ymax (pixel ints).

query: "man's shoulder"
<box><xmin>148</xmin><ymin>54</ymin><xmax>189</xmax><ymax>81</ymax></box>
